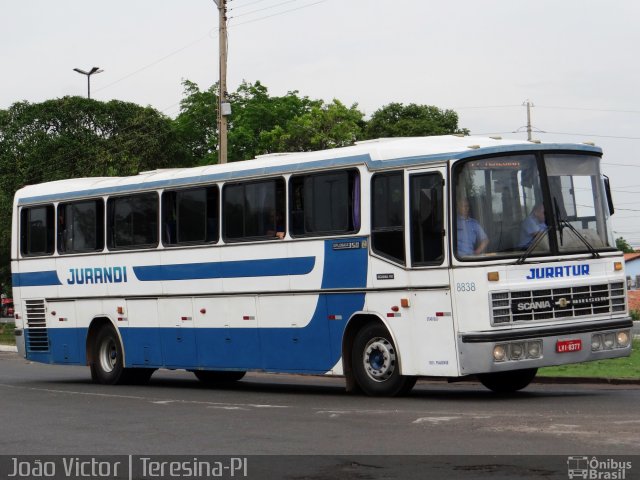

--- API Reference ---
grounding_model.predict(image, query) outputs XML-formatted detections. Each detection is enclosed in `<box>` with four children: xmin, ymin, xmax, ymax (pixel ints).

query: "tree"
<box><xmin>0</xmin><ymin>96</ymin><xmax>188</xmax><ymax>287</ymax></box>
<box><xmin>173</xmin><ymin>80</ymin><xmax>219</xmax><ymax>165</ymax></box>
<box><xmin>227</xmin><ymin>81</ymin><xmax>321</xmax><ymax>160</ymax></box>
<box><xmin>174</xmin><ymin>79</ymin><xmax>323</xmax><ymax>164</ymax></box>
<box><xmin>262</xmin><ymin>99</ymin><xmax>364</xmax><ymax>152</ymax></box>
<box><xmin>616</xmin><ymin>236</ymin><xmax>634</xmax><ymax>253</ymax></box>
<box><xmin>362</xmin><ymin>102</ymin><xmax>468</xmax><ymax>139</ymax></box>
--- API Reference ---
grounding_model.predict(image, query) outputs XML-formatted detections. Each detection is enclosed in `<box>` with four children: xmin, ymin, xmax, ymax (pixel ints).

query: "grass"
<box><xmin>0</xmin><ymin>322</ymin><xmax>16</xmax><ymax>346</ymax></box>
<box><xmin>538</xmin><ymin>340</ymin><xmax>639</xmax><ymax>379</ymax></box>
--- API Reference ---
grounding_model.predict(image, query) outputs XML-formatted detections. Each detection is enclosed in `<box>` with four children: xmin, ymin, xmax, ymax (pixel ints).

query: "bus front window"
<box><xmin>545</xmin><ymin>154</ymin><xmax>615</xmax><ymax>252</ymax></box>
<box><xmin>454</xmin><ymin>154</ymin><xmax>549</xmax><ymax>259</ymax></box>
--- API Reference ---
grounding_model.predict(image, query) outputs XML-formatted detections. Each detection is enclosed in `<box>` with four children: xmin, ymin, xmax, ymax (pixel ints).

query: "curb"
<box><xmin>0</xmin><ymin>345</ymin><xmax>17</xmax><ymax>353</ymax></box>
<box><xmin>534</xmin><ymin>376</ymin><xmax>640</xmax><ymax>385</ymax></box>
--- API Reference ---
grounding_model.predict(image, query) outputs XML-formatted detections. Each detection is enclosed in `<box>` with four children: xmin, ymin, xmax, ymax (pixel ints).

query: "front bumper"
<box><xmin>458</xmin><ymin>318</ymin><xmax>633</xmax><ymax>375</ymax></box>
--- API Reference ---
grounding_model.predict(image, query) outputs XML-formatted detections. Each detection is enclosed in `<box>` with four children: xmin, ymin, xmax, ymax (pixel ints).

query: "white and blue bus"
<box><xmin>10</xmin><ymin>136</ymin><xmax>633</xmax><ymax>395</ymax></box>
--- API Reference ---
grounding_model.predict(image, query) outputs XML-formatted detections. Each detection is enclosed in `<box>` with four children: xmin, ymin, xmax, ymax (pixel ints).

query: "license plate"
<box><xmin>556</xmin><ymin>339</ymin><xmax>582</xmax><ymax>353</ymax></box>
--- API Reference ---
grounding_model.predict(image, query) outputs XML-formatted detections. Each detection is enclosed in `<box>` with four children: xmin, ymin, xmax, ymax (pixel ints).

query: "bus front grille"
<box><xmin>25</xmin><ymin>299</ymin><xmax>49</xmax><ymax>352</ymax></box>
<box><xmin>490</xmin><ymin>282</ymin><xmax>626</xmax><ymax>325</ymax></box>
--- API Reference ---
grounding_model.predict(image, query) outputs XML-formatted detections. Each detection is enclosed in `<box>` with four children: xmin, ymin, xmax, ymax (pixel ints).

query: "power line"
<box><xmin>229</xmin><ymin>0</ymin><xmax>271</xmax><ymax>9</ymax></box>
<box><xmin>536</xmin><ymin>105</ymin><xmax>640</xmax><ymax>115</ymax></box>
<box><xmin>542</xmin><ymin>131</ymin><xmax>640</xmax><ymax>141</ymax></box>
<box><xmin>229</xmin><ymin>0</ymin><xmax>328</xmax><ymax>27</ymax></box>
<box><xmin>229</xmin><ymin>0</ymin><xmax>301</xmax><ymax>18</ymax></box>
<box><xmin>95</xmin><ymin>0</ymin><xmax>328</xmax><ymax>95</ymax></box>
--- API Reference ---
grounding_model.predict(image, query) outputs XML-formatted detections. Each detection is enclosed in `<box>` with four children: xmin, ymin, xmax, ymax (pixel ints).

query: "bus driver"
<box><xmin>456</xmin><ymin>197</ymin><xmax>488</xmax><ymax>256</ymax></box>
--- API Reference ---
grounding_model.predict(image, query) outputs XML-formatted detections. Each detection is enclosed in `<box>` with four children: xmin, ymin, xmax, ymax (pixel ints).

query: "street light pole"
<box><xmin>73</xmin><ymin>67</ymin><xmax>103</xmax><ymax>99</ymax></box>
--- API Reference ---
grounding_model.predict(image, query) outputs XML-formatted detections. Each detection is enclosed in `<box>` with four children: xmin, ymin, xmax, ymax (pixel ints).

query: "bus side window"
<box><xmin>410</xmin><ymin>173</ymin><xmax>444</xmax><ymax>265</ymax></box>
<box><xmin>20</xmin><ymin>205</ymin><xmax>55</xmax><ymax>256</ymax></box>
<box><xmin>371</xmin><ymin>172</ymin><xmax>405</xmax><ymax>264</ymax></box>
<box><xmin>57</xmin><ymin>200</ymin><xmax>104</xmax><ymax>254</ymax></box>
<box><xmin>289</xmin><ymin>170</ymin><xmax>359</xmax><ymax>237</ymax></box>
<box><xmin>223</xmin><ymin>178</ymin><xmax>285</xmax><ymax>242</ymax></box>
<box><xmin>107</xmin><ymin>193</ymin><xmax>159</xmax><ymax>250</ymax></box>
<box><xmin>162</xmin><ymin>186</ymin><xmax>218</xmax><ymax>246</ymax></box>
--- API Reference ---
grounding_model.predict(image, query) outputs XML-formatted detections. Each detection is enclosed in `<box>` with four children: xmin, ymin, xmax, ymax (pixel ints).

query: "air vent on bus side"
<box><xmin>25</xmin><ymin>299</ymin><xmax>49</xmax><ymax>352</ymax></box>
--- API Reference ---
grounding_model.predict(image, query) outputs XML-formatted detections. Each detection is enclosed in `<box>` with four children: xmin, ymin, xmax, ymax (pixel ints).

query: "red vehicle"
<box><xmin>1</xmin><ymin>298</ymin><xmax>13</xmax><ymax>318</ymax></box>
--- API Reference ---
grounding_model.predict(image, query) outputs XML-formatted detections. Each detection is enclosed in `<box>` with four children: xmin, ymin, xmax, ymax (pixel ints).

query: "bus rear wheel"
<box><xmin>351</xmin><ymin>323</ymin><xmax>416</xmax><ymax>396</ymax></box>
<box><xmin>478</xmin><ymin>368</ymin><xmax>538</xmax><ymax>393</ymax></box>
<box><xmin>194</xmin><ymin>370</ymin><xmax>246</xmax><ymax>384</ymax></box>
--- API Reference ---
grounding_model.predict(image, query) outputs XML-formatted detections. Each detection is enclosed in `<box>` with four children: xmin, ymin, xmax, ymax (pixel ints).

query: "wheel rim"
<box><xmin>362</xmin><ymin>336</ymin><xmax>396</xmax><ymax>382</ymax></box>
<box><xmin>98</xmin><ymin>337</ymin><xmax>118</xmax><ymax>373</ymax></box>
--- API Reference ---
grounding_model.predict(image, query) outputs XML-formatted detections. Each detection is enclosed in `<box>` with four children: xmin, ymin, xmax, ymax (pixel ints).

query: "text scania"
<box><xmin>526</xmin><ymin>264</ymin><xmax>589</xmax><ymax>280</ymax></box>
<box><xmin>67</xmin><ymin>267</ymin><xmax>128</xmax><ymax>285</ymax></box>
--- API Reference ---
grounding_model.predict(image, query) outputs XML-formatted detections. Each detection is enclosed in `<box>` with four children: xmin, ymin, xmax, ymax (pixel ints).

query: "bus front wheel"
<box><xmin>478</xmin><ymin>368</ymin><xmax>538</xmax><ymax>393</ymax></box>
<box><xmin>351</xmin><ymin>323</ymin><xmax>416</xmax><ymax>396</ymax></box>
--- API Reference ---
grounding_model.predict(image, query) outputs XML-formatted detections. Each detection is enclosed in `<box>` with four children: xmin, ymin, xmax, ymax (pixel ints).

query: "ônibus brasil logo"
<box><xmin>567</xmin><ymin>456</ymin><xmax>632</xmax><ymax>479</ymax></box>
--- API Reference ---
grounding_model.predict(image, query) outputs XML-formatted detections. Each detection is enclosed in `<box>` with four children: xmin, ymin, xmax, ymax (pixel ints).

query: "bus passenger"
<box><xmin>456</xmin><ymin>198</ymin><xmax>488</xmax><ymax>256</ymax></box>
<box><xmin>518</xmin><ymin>203</ymin><xmax>547</xmax><ymax>248</ymax></box>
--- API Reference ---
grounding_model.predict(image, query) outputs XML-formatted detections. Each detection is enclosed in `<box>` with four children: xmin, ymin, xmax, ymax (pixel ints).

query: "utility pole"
<box><xmin>523</xmin><ymin>99</ymin><xmax>534</xmax><ymax>141</ymax></box>
<box><xmin>215</xmin><ymin>0</ymin><xmax>229</xmax><ymax>164</ymax></box>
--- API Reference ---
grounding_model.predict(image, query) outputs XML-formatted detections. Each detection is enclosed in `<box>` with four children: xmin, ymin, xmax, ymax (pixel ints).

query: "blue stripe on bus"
<box><xmin>12</xmin><ymin>270</ymin><xmax>62</xmax><ymax>287</ymax></box>
<box><xmin>24</xmin><ymin>238</ymin><xmax>370</xmax><ymax>371</ymax></box>
<box><xmin>17</xmin><ymin>143</ymin><xmax>602</xmax><ymax>205</ymax></box>
<box><xmin>133</xmin><ymin>257</ymin><xmax>315</xmax><ymax>281</ymax></box>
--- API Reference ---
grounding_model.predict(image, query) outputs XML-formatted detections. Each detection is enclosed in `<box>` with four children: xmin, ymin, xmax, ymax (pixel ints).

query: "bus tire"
<box><xmin>90</xmin><ymin>323</ymin><xmax>128</xmax><ymax>385</ymax></box>
<box><xmin>478</xmin><ymin>368</ymin><xmax>538</xmax><ymax>393</ymax></box>
<box><xmin>194</xmin><ymin>370</ymin><xmax>246</xmax><ymax>384</ymax></box>
<box><xmin>351</xmin><ymin>323</ymin><xmax>416</xmax><ymax>396</ymax></box>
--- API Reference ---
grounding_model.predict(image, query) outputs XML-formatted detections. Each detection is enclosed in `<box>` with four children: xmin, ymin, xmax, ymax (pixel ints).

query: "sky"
<box><xmin>3</xmin><ymin>0</ymin><xmax>640</xmax><ymax>245</ymax></box>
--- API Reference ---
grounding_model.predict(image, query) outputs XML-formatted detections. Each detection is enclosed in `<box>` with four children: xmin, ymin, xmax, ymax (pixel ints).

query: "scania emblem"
<box><xmin>555</xmin><ymin>297</ymin><xmax>570</xmax><ymax>308</ymax></box>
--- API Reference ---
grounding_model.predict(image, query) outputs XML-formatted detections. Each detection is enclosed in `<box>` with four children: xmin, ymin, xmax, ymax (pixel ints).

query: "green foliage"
<box><xmin>616</xmin><ymin>236</ymin><xmax>634</xmax><ymax>253</ymax></box>
<box><xmin>0</xmin><ymin>96</ymin><xmax>188</xmax><ymax>287</ymax></box>
<box><xmin>262</xmin><ymin>99</ymin><xmax>364</xmax><ymax>152</ymax></box>
<box><xmin>0</xmin><ymin>322</ymin><xmax>15</xmax><ymax>346</ymax></box>
<box><xmin>173</xmin><ymin>80</ymin><xmax>219</xmax><ymax>165</ymax></box>
<box><xmin>538</xmin><ymin>340</ymin><xmax>639</xmax><ymax>379</ymax></box>
<box><xmin>363</xmin><ymin>102</ymin><xmax>467</xmax><ymax>139</ymax></box>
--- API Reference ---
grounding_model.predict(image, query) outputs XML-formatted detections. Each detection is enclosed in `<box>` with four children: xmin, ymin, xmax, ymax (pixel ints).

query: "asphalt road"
<box><xmin>1</xmin><ymin>352</ymin><xmax>639</xmax><ymax>458</ymax></box>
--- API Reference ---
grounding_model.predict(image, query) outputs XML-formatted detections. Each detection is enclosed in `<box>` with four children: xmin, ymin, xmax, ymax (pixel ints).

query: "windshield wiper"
<box><xmin>515</xmin><ymin>224</ymin><xmax>551</xmax><ymax>265</ymax></box>
<box><xmin>553</xmin><ymin>197</ymin><xmax>564</xmax><ymax>246</ymax></box>
<box><xmin>552</xmin><ymin>196</ymin><xmax>600</xmax><ymax>259</ymax></box>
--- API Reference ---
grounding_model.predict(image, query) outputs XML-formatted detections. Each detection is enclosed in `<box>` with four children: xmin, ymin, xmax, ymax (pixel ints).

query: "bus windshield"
<box><xmin>453</xmin><ymin>153</ymin><xmax>615</xmax><ymax>260</ymax></box>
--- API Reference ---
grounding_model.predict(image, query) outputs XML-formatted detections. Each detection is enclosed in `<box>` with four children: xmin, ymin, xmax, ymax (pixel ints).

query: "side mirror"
<box><xmin>603</xmin><ymin>175</ymin><xmax>614</xmax><ymax>216</ymax></box>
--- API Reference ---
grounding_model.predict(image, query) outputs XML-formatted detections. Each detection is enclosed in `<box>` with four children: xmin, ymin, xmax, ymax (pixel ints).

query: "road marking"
<box><xmin>0</xmin><ymin>383</ymin><xmax>289</xmax><ymax>410</ymax></box>
<box><xmin>413</xmin><ymin>416</ymin><xmax>460</xmax><ymax>424</ymax></box>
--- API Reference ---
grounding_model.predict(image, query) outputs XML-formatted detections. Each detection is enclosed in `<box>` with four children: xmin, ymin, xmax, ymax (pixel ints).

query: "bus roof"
<box><xmin>15</xmin><ymin>135</ymin><xmax>602</xmax><ymax>205</ymax></box>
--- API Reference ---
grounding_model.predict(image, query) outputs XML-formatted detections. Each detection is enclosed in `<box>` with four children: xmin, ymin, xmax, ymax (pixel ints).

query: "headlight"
<box><xmin>493</xmin><ymin>344</ymin><xmax>507</xmax><ymax>362</ymax></box>
<box><xmin>510</xmin><ymin>342</ymin><xmax>525</xmax><ymax>360</ymax></box>
<box><xmin>603</xmin><ymin>333</ymin><xmax>616</xmax><ymax>350</ymax></box>
<box><xmin>591</xmin><ymin>334</ymin><xmax>602</xmax><ymax>351</ymax></box>
<box><xmin>527</xmin><ymin>341</ymin><xmax>542</xmax><ymax>359</ymax></box>
<box><xmin>616</xmin><ymin>330</ymin><xmax>631</xmax><ymax>348</ymax></box>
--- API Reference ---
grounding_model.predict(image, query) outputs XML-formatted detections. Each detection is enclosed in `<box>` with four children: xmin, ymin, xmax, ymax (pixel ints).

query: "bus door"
<box><xmin>403</xmin><ymin>167</ymin><xmax>458</xmax><ymax>376</ymax></box>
